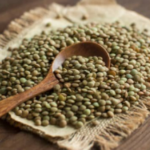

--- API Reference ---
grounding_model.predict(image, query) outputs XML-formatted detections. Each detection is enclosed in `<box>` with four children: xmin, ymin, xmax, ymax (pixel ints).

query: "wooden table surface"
<box><xmin>0</xmin><ymin>0</ymin><xmax>150</xmax><ymax>150</ymax></box>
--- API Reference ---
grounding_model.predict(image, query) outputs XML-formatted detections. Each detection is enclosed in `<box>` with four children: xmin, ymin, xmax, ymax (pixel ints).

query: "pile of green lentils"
<box><xmin>0</xmin><ymin>22</ymin><xmax>150</xmax><ymax>129</ymax></box>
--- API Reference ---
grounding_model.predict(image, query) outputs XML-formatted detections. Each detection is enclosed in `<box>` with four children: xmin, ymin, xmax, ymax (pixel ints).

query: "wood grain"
<box><xmin>0</xmin><ymin>0</ymin><xmax>79</xmax><ymax>33</ymax></box>
<box><xmin>0</xmin><ymin>0</ymin><xmax>150</xmax><ymax>150</ymax></box>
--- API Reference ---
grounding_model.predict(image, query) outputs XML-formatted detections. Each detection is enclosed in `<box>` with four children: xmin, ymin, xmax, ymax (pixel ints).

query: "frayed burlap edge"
<box><xmin>3</xmin><ymin>100</ymin><xmax>149</xmax><ymax>150</ymax></box>
<box><xmin>0</xmin><ymin>7</ymin><xmax>50</xmax><ymax>48</ymax></box>
<box><xmin>57</xmin><ymin>101</ymin><xmax>149</xmax><ymax>150</ymax></box>
<box><xmin>0</xmin><ymin>0</ymin><xmax>150</xmax><ymax>150</ymax></box>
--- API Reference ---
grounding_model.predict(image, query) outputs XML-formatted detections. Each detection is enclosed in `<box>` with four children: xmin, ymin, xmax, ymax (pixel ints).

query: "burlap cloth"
<box><xmin>0</xmin><ymin>0</ymin><xmax>150</xmax><ymax>150</ymax></box>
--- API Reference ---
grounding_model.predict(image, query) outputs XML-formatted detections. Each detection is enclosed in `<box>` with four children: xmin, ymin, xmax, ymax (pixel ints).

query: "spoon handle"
<box><xmin>0</xmin><ymin>75</ymin><xmax>58</xmax><ymax>118</ymax></box>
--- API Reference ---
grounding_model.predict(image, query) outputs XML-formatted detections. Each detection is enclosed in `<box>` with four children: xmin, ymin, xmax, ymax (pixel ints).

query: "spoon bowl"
<box><xmin>52</xmin><ymin>42</ymin><xmax>110</xmax><ymax>72</ymax></box>
<box><xmin>0</xmin><ymin>42</ymin><xmax>110</xmax><ymax>117</ymax></box>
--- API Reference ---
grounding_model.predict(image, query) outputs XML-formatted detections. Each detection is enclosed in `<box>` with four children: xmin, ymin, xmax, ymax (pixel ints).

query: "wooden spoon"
<box><xmin>0</xmin><ymin>42</ymin><xmax>110</xmax><ymax>117</ymax></box>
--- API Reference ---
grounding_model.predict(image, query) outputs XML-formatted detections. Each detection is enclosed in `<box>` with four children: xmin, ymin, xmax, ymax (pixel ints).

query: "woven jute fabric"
<box><xmin>0</xmin><ymin>0</ymin><xmax>150</xmax><ymax>150</ymax></box>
